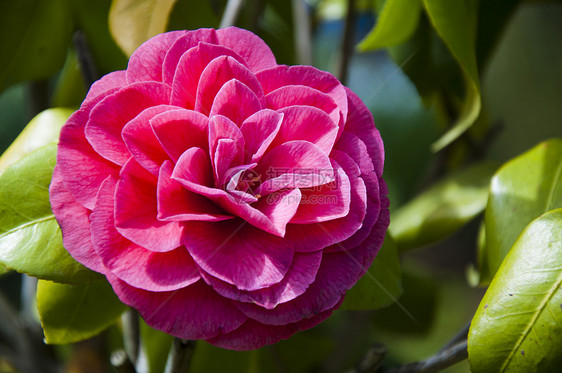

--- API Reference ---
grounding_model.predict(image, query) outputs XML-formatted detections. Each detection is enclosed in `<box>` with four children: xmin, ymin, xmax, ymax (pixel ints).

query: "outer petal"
<box><xmin>85</xmin><ymin>82</ymin><xmax>171</xmax><ymax>166</ymax></box>
<box><xmin>49</xmin><ymin>166</ymin><xmax>105</xmax><ymax>273</ymax></box>
<box><xmin>127</xmin><ymin>30</ymin><xmax>187</xmax><ymax>83</ymax></box>
<box><xmin>115</xmin><ymin>158</ymin><xmax>183</xmax><ymax>252</ymax></box>
<box><xmin>108</xmin><ymin>276</ymin><xmax>247</xmax><ymax>340</ymax></box>
<box><xmin>182</xmin><ymin>220</ymin><xmax>294</xmax><ymax>291</ymax></box>
<box><xmin>201</xmin><ymin>250</ymin><xmax>322</xmax><ymax>309</ymax></box>
<box><xmin>216</xmin><ymin>27</ymin><xmax>277</xmax><ymax>72</ymax></box>
<box><xmin>91</xmin><ymin>177</ymin><xmax>200</xmax><ymax>291</ymax></box>
<box><xmin>84</xmin><ymin>70</ymin><xmax>127</xmax><ymax>106</ymax></box>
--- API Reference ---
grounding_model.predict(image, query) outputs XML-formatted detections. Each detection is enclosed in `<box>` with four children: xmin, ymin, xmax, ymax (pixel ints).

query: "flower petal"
<box><xmin>182</xmin><ymin>220</ymin><xmax>294</xmax><ymax>291</ymax></box>
<box><xmin>127</xmin><ymin>30</ymin><xmax>187</xmax><ymax>83</ymax></box>
<box><xmin>216</xmin><ymin>27</ymin><xmax>277</xmax><ymax>72</ymax></box>
<box><xmin>240</xmin><ymin>109</ymin><xmax>283</xmax><ymax>164</ymax></box>
<box><xmin>84</xmin><ymin>70</ymin><xmax>127</xmax><ymax>105</ymax></box>
<box><xmin>85</xmin><ymin>82</ymin><xmax>171</xmax><ymax>165</ymax></box>
<box><xmin>115</xmin><ymin>158</ymin><xmax>183</xmax><ymax>252</ymax></box>
<box><xmin>208</xmin><ymin>115</ymin><xmax>245</xmax><ymax>184</ymax></box>
<box><xmin>91</xmin><ymin>176</ymin><xmax>200</xmax><ymax>291</ymax></box>
<box><xmin>209</xmin><ymin>79</ymin><xmax>262</xmax><ymax>126</ymax></box>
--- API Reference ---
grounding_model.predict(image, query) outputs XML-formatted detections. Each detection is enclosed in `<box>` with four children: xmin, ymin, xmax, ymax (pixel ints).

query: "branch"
<box><xmin>165</xmin><ymin>339</ymin><xmax>196</xmax><ymax>373</ymax></box>
<box><xmin>384</xmin><ymin>340</ymin><xmax>468</xmax><ymax>373</ymax></box>
<box><xmin>338</xmin><ymin>0</ymin><xmax>356</xmax><ymax>84</ymax></box>
<box><xmin>220</xmin><ymin>0</ymin><xmax>244</xmax><ymax>28</ymax></box>
<box><xmin>72</xmin><ymin>30</ymin><xmax>99</xmax><ymax>90</ymax></box>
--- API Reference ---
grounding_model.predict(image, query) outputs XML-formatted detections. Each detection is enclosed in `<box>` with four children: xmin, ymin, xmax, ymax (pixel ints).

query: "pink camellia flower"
<box><xmin>49</xmin><ymin>27</ymin><xmax>389</xmax><ymax>350</ymax></box>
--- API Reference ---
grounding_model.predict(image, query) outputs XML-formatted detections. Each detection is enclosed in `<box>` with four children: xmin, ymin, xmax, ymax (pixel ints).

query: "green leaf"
<box><xmin>191</xmin><ymin>342</ymin><xmax>258</xmax><ymax>373</ymax></box>
<box><xmin>140</xmin><ymin>320</ymin><xmax>173</xmax><ymax>373</ymax></box>
<box><xmin>0</xmin><ymin>263</ymin><xmax>8</xmax><ymax>275</ymax></box>
<box><xmin>341</xmin><ymin>235</ymin><xmax>402</xmax><ymax>310</ymax></box>
<box><xmin>37</xmin><ymin>279</ymin><xmax>127</xmax><ymax>344</ymax></box>
<box><xmin>358</xmin><ymin>0</ymin><xmax>422</xmax><ymax>51</ymax></box>
<box><xmin>109</xmin><ymin>0</ymin><xmax>179</xmax><ymax>56</ymax></box>
<box><xmin>468</xmin><ymin>208</ymin><xmax>562</xmax><ymax>372</ymax></box>
<box><xmin>0</xmin><ymin>0</ymin><xmax>72</xmax><ymax>92</ymax></box>
<box><xmin>390</xmin><ymin>162</ymin><xmax>498</xmax><ymax>251</ymax></box>
<box><xmin>0</xmin><ymin>108</ymin><xmax>73</xmax><ymax>171</ymax></box>
<box><xmin>482</xmin><ymin>138</ymin><xmax>562</xmax><ymax>282</ymax></box>
<box><xmin>422</xmin><ymin>0</ymin><xmax>482</xmax><ymax>151</ymax></box>
<box><xmin>0</xmin><ymin>145</ymin><xmax>100</xmax><ymax>283</ymax></box>
<box><xmin>51</xmin><ymin>50</ymin><xmax>87</xmax><ymax>108</ymax></box>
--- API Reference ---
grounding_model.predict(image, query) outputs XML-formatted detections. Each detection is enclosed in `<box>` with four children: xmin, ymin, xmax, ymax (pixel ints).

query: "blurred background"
<box><xmin>0</xmin><ymin>0</ymin><xmax>560</xmax><ymax>372</ymax></box>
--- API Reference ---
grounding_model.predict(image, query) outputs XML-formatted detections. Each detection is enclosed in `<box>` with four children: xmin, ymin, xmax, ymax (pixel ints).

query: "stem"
<box><xmin>220</xmin><ymin>0</ymin><xmax>244</xmax><ymax>28</ymax></box>
<box><xmin>292</xmin><ymin>0</ymin><xmax>312</xmax><ymax>65</ymax></box>
<box><xmin>165</xmin><ymin>339</ymin><xmax>196</xmax><ymax>373</ymax></box>
<box><xmin>122</xmin><ymin>309</ymin><xmax>140</xmax><ymax>366</ymax></box>
<box><xmin>384</xmin><ymin>340</ymin><xmax>468</xmax><ymax>373</ymax></box>
<box><xmin>338</xmin><ymin>0</ymin><xmax>356</xmax><ymax>84</ymax></box>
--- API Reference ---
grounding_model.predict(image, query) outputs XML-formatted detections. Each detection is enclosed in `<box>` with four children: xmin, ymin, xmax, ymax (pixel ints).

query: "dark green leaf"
<box><xmin>51</xmin><ymin>50</ymin><xmax>87</xmax><ymax>108</ymax></box>
<box><xmin>468</xmin><ymin>208</ymin><xmax>562</xmax><ymax>372</ymax></box>
<box><xmin>358</xmin><ymin>0</ymin><xmax>422</xmax><ymax>51</ymax></box>
<box><xmin>37</xmin><ymin>279</ymin><xmax>127</xmax><ymax>344</ymax></box>
<box><xmin>482</xmin><ymin>138</ymin><xmax>562</xmax><ymax>281</ymax></box>
<box><xmin>0</xmin><ymin>108</ymin><xmax>73</xmax><ymax>171</ymax></box>
<box><xmin>191</xmin><ymin>342</ymin><xmax>258</xmax><ymax>373</ymax></box>
<box><xmin>390</xmin><ymin>162</ymin><xmax>498</xmax><ymax>251</ymax></box>
<box><xmin>341</xmin><ymin>235</ymin><xmax>402</xmax><ymax>310</ymax></box>
<box><xmin>0</xmin><ymin>145</ymin><xmax>100</xmax><ymax>283</ymax></box>
<box><xmin>0</xmin><ymin>0</ymin><xmax>72</xmax><ymax>92</ymax></box>
<box><xmin>109</xmin><ymin>0</ymin><xmax>179</xmax><ymax>56</ymax></box>
<box><xmin>421</xmin><ymin>0</ymin><xmax>481</xmax><ymax>151</ymax></box>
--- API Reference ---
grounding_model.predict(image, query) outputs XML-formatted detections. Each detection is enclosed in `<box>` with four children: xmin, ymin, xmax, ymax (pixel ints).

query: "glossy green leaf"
<box><xmin>422</xmin><ymin>0</ymin><xmax>482</xmax><ymax>151</ymax></box>
<box><xmin>109</xmin><ymin>0</ymin><xmax>179</xmax><ymax>56</ymax></box>
<box><xmin>0</xmin><ymin>145</ymin><xmax>100</xmax><ymax>283</ymax></box>
<box><xmin>341</xmin><ymin>235</ymin><xmax>402</xmax><ymax>310</ymax></box>
<box><xmin>390</xmin><ymin>162</ymin><xmax>498</xmax><ymax>251</ymax></box>
<box><xmin>0</xmin><ymin>0</ymin><xmax>72</xmax><ymax>92</ymax></box>
<box><xmin>468</xmin><ymin>208</ymin><xmax>562</xmax><ymax>372</ymax></box>
<box><xmin>358</xmin><ymin>0</ymin><xmax>422</xmax><ymax>51</ymax></box>
<box><xmin>140</xmin><ymin>320</ymin><xmax>173</xmax><ymax>373</ymax></box>
<box><xmin>483</xmin><ymin>138</ymin><xmax>562</xmax><ymax>281</ymax></box>
<box><xmin>37</xmin><ymin>279</ymin><xmax>127</xmax><ymax>344</ymax></box>
<box><xmin>0</xmin><ymin>108</ymin><xmax>73</xmax><ymax>171</ymax></box>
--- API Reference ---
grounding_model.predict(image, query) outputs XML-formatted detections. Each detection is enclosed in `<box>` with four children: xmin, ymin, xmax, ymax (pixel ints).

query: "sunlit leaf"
<box><xmin>390</xmin><ymin>162</ymin><xmax>498</xmax><ymax>251</ymax></box>
<box><xmin>0</xmin><ymin>0</ymin><xmax>72</xmax><ymax>92</ymax></box>
<box><xmin>421</xmin><ymin>0</ymin><xmax>481</xmax><ymax>151</ymax></box>
<box><xmin>342</xmin><ymin>235</ymin><xmax>402</xmax><ymax>310</ymax></box>
<box><xmin>358</xmin><ymin>0</ymin><xmax>422</xmax><ymax>51</ymax></box>
<box><xmin>468</xmin><ymin>208</ymin><xmax>562</xmax><ymax>372</ymax></box>
<box><xmin>0</xmin><ymin>145</ymin><xmax>100</xmax><ymax>283</ymax></box>
<box><xmin>109</xmin><ymin>0</ymin><xmax>179</xmax><ymax>56</ymax></box>
<box><xmin>482</xmin><ymin>138</ymin><xmax>562</xmax><ymax>282</ymax></box>
<box><xmin>37</xmin><ymin>279</ymin><xmax>127</xmax><ymax>344</ymax></box>
<box><xmin>0</xmin><ymin>108</ymin><xmax>72</xmax><ymax>171</ymax></box>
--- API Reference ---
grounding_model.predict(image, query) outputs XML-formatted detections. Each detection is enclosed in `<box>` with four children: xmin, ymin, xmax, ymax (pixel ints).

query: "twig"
<box><xmin>292</xmin><ymin>0</ymin><xmax>312</xmax><ymax>65</ymax></box>
<box><xmin>338</xmin><ymin>0</ymin><xmax>356</xmax><ymax>84</ymax></box>
<box><xmin>73</xmin><ymin>30</ymin><xmax>99</xmax><ymax>90</ymax></box>
<box><xmin>384</xmin><ymin>340</ymin><xmax>468</xmax><ymax>373</ymax></box>
<box><xmin>165</xmin><ymin>339</ymin><xmax>196</xmax><ymax>373</ymax></box>
<box><xmin>111</xmin><ymin>349</ymin><xmax>137</xmax><ymax>373</ymax></box>
<box><xmin>122</xmin><ymin>309</ymin><xmax>140</xmax><ymax>366</ymax></box>
<box><xmin>355</xmin><ymin>343</ymin><xmax>387</xmax><ymax>373</ymax></box>
<box><xmin>438</xmin><ymin>322</ymin><xmax>470</xmax><ymax>353</ymax></box>
<box><xmin>220</xmin><ymin>0</ymin><xmax>244</xmax><ymax>28</ymax></box>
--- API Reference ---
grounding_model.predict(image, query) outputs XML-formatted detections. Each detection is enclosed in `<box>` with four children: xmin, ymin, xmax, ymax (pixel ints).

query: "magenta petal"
<box><xmin>266</xmin><ymin>85</ymin><xmax>339</xmax><ymax>127</ymax></box>
<box><xmin>170</xmin><ymin>42</ymin><xmax>246</xmax><ymax>109</ymax></box>
<box><xmin>271</xmin><ymin>106</ymin><xmax>338</xmax><ymax>154</ymax></box>
<box><xmin>290</xmin><ymin>158</ymin><xmax>351</xmax><ymax>224</ymax></box>
<box><xmin>240</xmin><ymin>109</ymin><xmax>283</xmax><ymax>164</ymax></box>
<box><xmin>127</xmin><ymin>30</ymin><xmax>187</xmax><ymax>83</ymax></box>
<box><xmin>150</xmin><ymin>109</ymin><xmax>208</xmax><ymax>162</ymax></box>
<box><xmin>344</xmin><ymin>87</ymin><xmax>384</xmax><ymax>176</ymax></box>
<box><xmin>91</xmin><ymin>177</ymin><xmax>200</xmax><ymax>291</ymax></box>
<box><xmin>173</xmin><ymin>147</ymin><xmax>214</xmax><ymax>187</ymax></box>
<box><xmin>108</xmin><ymin>276</ymin><xmax>247</xmax><ymax>340</ymax></box>
<box><xmin>208</xmin><ymin>115</ymin><xmax>245</xmax><ymax>183</ymax></box>
<box><xmin>209</xmin><ymin>79</ymin><xmax>262</xmax><ymax>126</ymax></box>
<box><xmin>202</xmin><ymin>250</ymin><xmax>322</xmax><ymax>309</ymax></box>
<box><xmin>216</xmin><ymin>27</ymin><xmax>277</xmax><ymax>72</ymax></box>
<box><xmin>162</xmin><ymin>28</ymin><xmax>219</xmax><ymax>85</ymax></box>
<box><xmin>182</xmin><ymin>220</ymin><xmax>294</xmax><ymax>291</ymax></box>
<box><xmin>194</xmin><ymin>56</ymin><xmax>265</xmax><ymax>115</ymax></box>
<box><xmin>206</xmin><ymin>309</ymin><xmax>332</xmax><ymax>351</ymax></box>
<box><xmin>57</xmin><ymin>101</ymin><xmax>120</xmax><ymax>210</ymax></box>
<box><xmin>49</xmin><ymin>166</ymin><xmax>105</xmax><ymax>274</ymax></box>
<box><xmin>85</xmin><ymin>82</ymin><xmax>171</xmax><ymax>166</ymax></box>
<box><xmin>158</xmin><ymin>161</ymin><xmax>232</xmax><ymax>222</ymax></box>
<box><xmin>334</xmin><ymin>131</ymin><xmax>375</xmax><ymax>175</ymax></box>
<box><xmin>122</xmin><ymin>105</ymin><xmax>178</xmax><ymax>175</ymax></box>
<box><xmin>115</xmin><ymin>158</ymin><xmax>183</xmax><ymax>252</ymax></box>
<box><xmin>84</xmin><ymin>70</ymin><xmax>127</xmax><ymax>105</ymax></box>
